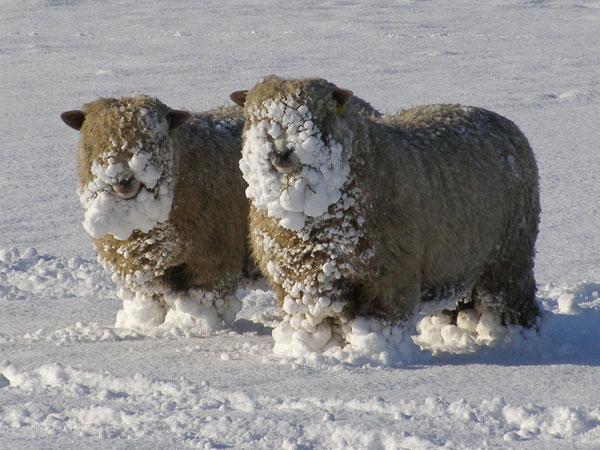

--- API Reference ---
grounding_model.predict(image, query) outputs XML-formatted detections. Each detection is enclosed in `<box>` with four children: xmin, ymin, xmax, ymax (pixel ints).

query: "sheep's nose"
<box><xmin>113</xmin><ymin>177</ymin><xmax>143</xmax><ymax>199</ymax></box>
<box><xmin>269</xmin><ymin>151</ymin><xmax>298</xmax><ymax>174</ymax></box>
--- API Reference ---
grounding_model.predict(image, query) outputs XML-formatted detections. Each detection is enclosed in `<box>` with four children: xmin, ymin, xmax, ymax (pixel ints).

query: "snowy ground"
<box><xmin>2</xmin><ymin>0</ymin><xmax>600</xmax><ymax>448</ymax></box>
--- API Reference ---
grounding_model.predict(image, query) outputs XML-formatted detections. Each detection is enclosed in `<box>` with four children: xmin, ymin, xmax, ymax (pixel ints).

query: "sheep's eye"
<box><xmin>112</xmin><ymin>177</ymin><xmax>143</xmax><ymax>199</ymax></box>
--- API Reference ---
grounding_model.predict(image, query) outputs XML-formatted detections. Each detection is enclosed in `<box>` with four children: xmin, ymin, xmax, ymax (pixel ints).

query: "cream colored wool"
<box><xmin>237</xmin><ymin>76</ymin><xmax>540</xmax><ymax>338</ymax></box>
<box><xmin>63</xmin><ymin>95</ymin><xmax>249</xmax><ymax>321</ymax></box>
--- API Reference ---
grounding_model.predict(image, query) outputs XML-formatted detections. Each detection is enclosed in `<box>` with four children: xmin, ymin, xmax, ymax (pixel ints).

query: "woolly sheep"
<box><xmin>231</xmin><ymin>76</ymin><xmax>540</xmax><ymax>352</ymax></box>
<box><xmin>61</xmin><ymin>95</ymin><xmax>249</xmax><ymax>329</ymax></box>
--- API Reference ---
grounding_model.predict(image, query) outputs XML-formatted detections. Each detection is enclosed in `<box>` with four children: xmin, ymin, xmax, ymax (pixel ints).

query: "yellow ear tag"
<box><xmin>336</xmin><ymin>104</ymin><xmax>346</xmax><ymax>115</ymax></box>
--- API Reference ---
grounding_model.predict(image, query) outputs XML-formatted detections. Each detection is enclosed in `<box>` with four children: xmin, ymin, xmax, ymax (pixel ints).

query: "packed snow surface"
<box><xmin>2</xmin><ymin>0</ymin><xmax>600</xmax><ymax>448</ymax></box>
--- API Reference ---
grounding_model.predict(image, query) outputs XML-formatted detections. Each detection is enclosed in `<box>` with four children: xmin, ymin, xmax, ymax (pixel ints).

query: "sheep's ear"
<box><xmin>166</xmin><ymin>110</ymin><xmax>191</xmax><ymax>130</ymax></box>
<box><xmin>230</xmin><ymin>90</ymin><xmax>247</xmax><ymax>107</ymax></box>
<box><xmin>332</xmin><ymin>88</ymin><xmax>353</xmax><ymax>107</ymax></box>
<box><xmin>61</xmin><ymin>110</ymin><xmax>86</xmax><ymax>131</ymax></box>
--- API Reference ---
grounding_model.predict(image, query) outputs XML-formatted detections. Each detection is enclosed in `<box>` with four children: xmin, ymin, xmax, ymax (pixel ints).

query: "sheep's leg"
<box><xmin>163</xmin><ymin>264</ymin><xmax>192</xmax><ymax>292</ymax></box>
<box><xmin>344</xmin><ymin>269</ymin><xmax>421</xmax><ymax>322</ymax></box>
<box><xmin>473</xmin><ymin>254</ymin><xmax>539</xmax><ymax>328</ymax></box>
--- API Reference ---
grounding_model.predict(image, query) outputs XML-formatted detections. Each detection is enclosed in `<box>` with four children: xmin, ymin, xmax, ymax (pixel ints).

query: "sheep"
<box><xmin>61</xmin><ymin>95</ymin><xmax>249</xmax><ymax>329</ymax></box>
<box><xmin>231</xmin><ymin>76</ymin><xmax>540</xmax><ymax>353</ymax></box>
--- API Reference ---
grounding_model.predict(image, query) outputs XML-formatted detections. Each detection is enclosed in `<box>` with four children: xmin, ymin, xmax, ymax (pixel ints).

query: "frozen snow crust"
<box><xmin>2</xmin><ymin>361</ymin><xmax>599</xmax><ymax>448</ymax></box>
<box><xmin>0</xmin><ymin>247</ymin><xmax>114</xmax><ymax>308</ymax></box>
<box><xmin>0</xmin><ymin>248</ymin><xmax>242</xmax><ymax>340</ymax></box>
<box><xmin>78</xmin><ymin>102</ymin><xmax>174</xmax><ymax>241</ymax></box>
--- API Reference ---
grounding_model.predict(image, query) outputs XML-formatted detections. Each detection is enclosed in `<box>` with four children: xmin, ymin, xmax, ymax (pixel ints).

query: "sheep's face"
<box><xmin>62</xmin><ymin>96</ymin><xmax>190</xmax><ymax>240</ymax></box>
<box><xmin>236</xmin><ymin>77</ymin><xmax>354</xmax><ymax>231</ymax></box>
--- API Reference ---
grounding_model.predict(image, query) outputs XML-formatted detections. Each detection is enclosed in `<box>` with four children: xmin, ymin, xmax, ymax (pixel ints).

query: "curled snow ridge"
<box><xmin>240</xmin><ymin>96</ymin><xmax>351</xmax><ymax>231</ymax></box>
<box><xmin>23</xmin><ymin>322</ymin><xmax>144</xmax><ymax>345</ymax></box>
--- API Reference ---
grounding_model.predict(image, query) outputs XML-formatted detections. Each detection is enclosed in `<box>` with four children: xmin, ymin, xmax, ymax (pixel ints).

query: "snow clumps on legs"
<box><xmin>232</xmin><ymin>76</ymin><xmax>540</xmax><ymax>358</ymax></box>
<box><xmin>61</xmin><ymin>96</ymin><xmax>249</xmax><ymax>331</ymax></box>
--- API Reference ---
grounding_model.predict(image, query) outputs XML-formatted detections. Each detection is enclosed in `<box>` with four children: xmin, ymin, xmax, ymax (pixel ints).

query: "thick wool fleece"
<box><xmin>74</xmin><ymin>96</ymin><xmax>249</xmax><ymax>299</ymax></box>
<box><xmin>241</xmin><ymin>76</ymin><xmax>540</xmax><ymax>333</ymax></box>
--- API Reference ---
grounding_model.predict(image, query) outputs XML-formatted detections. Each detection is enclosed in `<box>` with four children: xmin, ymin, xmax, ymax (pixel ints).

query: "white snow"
<box><xmin>2</xmin><ymin>0</ymin><xmax>600</xmax><ymax>448</ymax></box>
<box><xmin>1</xmin><ymin>252</ymin><xmax>600</xmax><ymax>447</ymax></box>
<box><xmin>161</xmin><ymin>288</ymin><xmax>242</xmax><ymax>332</ymax></box>
<box><xmin>113</xmin><ymin>287</ymin><xmax>167</xmax><ymax>329</ymax></box>
<box><xmin>239</xmin><ymin>97</ymin><xmax>350</xmax><ymax>231</ymax></box>
<box><xmin>114</xmin><ymin>284</ymin><xmax>242</xmax><ymax>334</ymax></box>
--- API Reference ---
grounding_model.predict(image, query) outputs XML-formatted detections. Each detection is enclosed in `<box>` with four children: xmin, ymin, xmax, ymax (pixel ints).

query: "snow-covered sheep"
<box><xmin>231</xmin><ymin>76</ymin><xmax>540</xmax><ymax>354</ymax></box>
<box><xmin>61</xmin><ymin>95</ymin><xmax>249</xmax><ymax>329</ymax></box>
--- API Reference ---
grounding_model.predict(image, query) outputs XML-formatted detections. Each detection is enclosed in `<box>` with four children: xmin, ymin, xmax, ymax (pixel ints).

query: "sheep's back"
<box><xmin>361</xmin><ymin>104</ymin><xmax>539</xmax><ymax>286</ymax></box>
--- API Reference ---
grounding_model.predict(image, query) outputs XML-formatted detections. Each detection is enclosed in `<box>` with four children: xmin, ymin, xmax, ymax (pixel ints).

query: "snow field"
<box><xmin>2</xmin><ymin>248</ymin><xmax>600</xmax><ymax>448</ymax></box>
<box><xmin>3</xmin><ymin>0</ymin><xmax>600</xmax><ymax>447</ymax></box>
<box><xmin>1</xmin><ymin>362</ymin><xmax>599</xmax><ymax>449</ymax></box>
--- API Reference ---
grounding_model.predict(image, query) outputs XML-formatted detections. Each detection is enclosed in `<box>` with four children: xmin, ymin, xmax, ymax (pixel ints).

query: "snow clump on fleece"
<box><xmin>161</xmin><ymin>289</ymin><xmax>241</xmax><ymax>331</ymax></box>
<box><xmin>272</xmin><ymin>301</ymin><xmax>542</xmax><ymax>365</ymax></box>
<box><xmin>239</xmin><ymin>96</ymin><xmax>350</xmax><ymax>231</ymax></box>
<box><xmin>412</xmin><ymin>306</ymin><xmax>539</xmax><ymax>355</ymax></box>
<box><xmin>78</xmin><ymin>106</ymin><xmax>174</xmax><ymax>241</ymax></box>
<box><xmin>115</xmin><ymin>286</ymin><xmax>241</xmax><ymax>333</ymax></box>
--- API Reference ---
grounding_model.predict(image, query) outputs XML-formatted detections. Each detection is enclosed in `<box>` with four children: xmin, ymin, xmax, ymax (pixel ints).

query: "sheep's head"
<box><xmin>61</xmin><ymin>96</ymin><xmax>190</xmax><ymax>240</ymax></box>
<box><xmin>232</xmin><ymin>76</ymin><xmax>354</xmax><ymax>231</ymax></box>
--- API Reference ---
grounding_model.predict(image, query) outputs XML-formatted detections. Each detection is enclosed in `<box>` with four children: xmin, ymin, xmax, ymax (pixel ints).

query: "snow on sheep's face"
<box><xmin>62</xmin><ymin>97</ymin><xmax>189</xmax><ymax>241</ymax></box>
<box><xmin>239</xmin><ymin>93</ymin><xmax>352</xmax><ymax>231</ymax></box>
